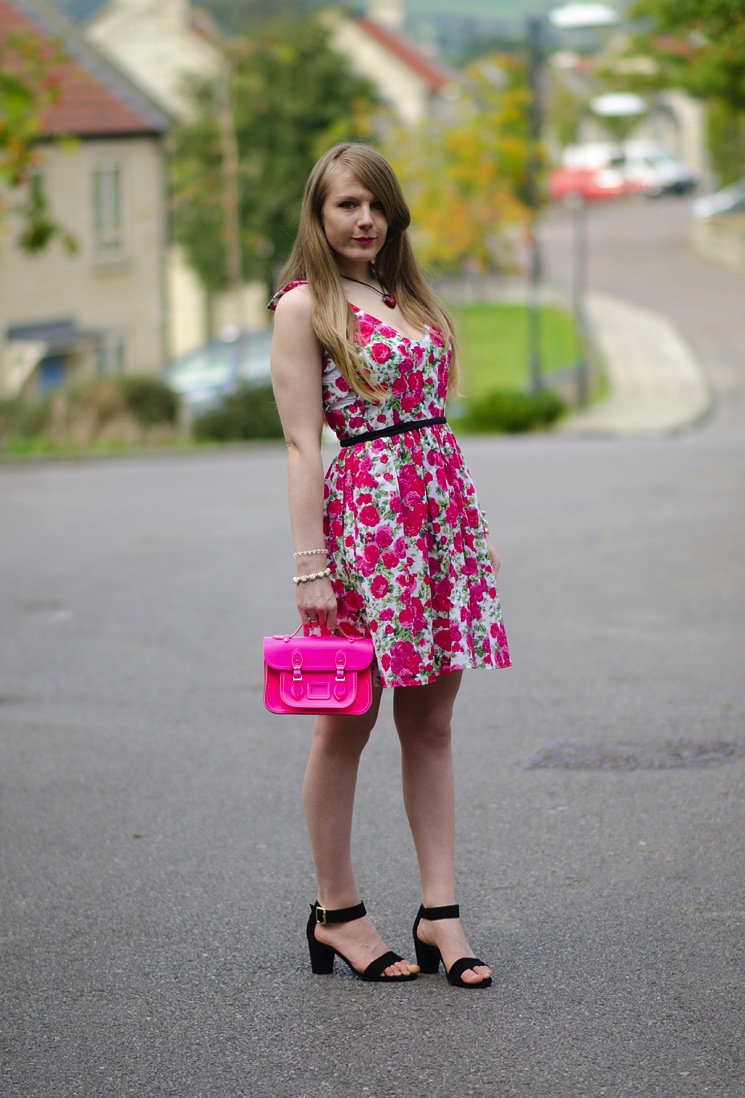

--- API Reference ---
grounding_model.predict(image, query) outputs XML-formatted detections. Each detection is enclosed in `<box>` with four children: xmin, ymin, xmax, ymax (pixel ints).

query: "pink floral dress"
<box><xmin>270</xmin><ymin>281</ymin><xmax>511</xmax><ymax>688</ymax></box>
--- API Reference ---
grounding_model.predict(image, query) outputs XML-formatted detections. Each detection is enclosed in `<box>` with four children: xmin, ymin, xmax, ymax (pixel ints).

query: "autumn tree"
<box><xmin>169</xmin><ymin>15</ymin><xmax>379</xmax><ymax>292</ymax></box>
<box><xmin>382</xmin><ymin>56</ymin><xmax>530</xmax><ymax>276</ymax></box>
<box><xmin>0</xmin><ymin>30</ymin><xmax>76</xmax><ymax>254</ymax></box>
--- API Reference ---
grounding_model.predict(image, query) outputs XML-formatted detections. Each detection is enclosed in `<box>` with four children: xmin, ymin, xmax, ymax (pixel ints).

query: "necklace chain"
<box><xmin>341</xmin><ymin>275</ymin><xmax>397</xmax><ymax>309</ymax></box>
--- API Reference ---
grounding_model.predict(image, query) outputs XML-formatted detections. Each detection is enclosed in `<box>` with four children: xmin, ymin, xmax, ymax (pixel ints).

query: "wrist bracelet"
<box><xmin>293</xmin><ymin>566</ymin><xmax>332</xmax><ymax>585</ymax></box>
<box><xmin>480</xmin><ymin>509</ymin><xmax>490</xmax><ymax>537</ymax></box>
<box><xmin>293</xmin><ymin>548</ymin><xmax>327</xmax><ymax>559</ymax></box>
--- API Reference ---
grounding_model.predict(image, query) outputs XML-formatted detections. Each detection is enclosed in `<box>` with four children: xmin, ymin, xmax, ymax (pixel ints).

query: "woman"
<box><xmin>270</xmin><ymin>143</ymin><xmax>510</xmax><ymax>988</ymax></box>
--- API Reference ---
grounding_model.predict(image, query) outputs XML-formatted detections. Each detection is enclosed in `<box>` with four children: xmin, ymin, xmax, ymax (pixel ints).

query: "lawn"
<box><xmin>448</xmin><ymin>302</ymin><xmax>580</xmax><ymax>399</ymax></box>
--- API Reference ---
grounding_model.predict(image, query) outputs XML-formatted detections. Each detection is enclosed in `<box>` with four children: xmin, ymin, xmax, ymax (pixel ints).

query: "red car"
<box><xmin>548</xmin><ymin>163</ymin><xmax>631</xmax><ymax>202</ymax></box>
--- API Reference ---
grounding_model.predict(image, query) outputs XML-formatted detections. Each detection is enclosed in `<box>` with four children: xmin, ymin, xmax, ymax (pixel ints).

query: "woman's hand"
<box><xmin>486</xmin><ymin>537</ymin><xmax>501</xmax><ymax>577</ymax></box>
<box><xmin>296</xmin><ymin>576</ymin><xmax>338</xmax><ymax>632</ymax></box>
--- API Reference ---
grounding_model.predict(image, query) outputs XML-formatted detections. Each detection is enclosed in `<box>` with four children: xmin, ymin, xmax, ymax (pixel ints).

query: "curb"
<box><xmin>558</xmin><ymin>291</ymin><xmax>712</xmax><ymax>437</ymax></box>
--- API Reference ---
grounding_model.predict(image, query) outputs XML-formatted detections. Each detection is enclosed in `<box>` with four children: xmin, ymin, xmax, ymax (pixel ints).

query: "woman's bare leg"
<box><xmin>393</xmin><ymin>672</ymin><xmax>491</xmax><ymax>986</ymax></box>
<box><xmin>302</xmin><ymin>690</ymin><xmax>417</xmax><ymax>976</ymax></box>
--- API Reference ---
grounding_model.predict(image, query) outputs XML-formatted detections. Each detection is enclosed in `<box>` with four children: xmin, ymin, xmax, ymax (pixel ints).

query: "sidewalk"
<box><xmin>558</xmin><ymin>291</ymin><xmax>713</xmax><ymax>437</ymax></box>
<box><xmin>441</xmin><ymin>268</ymin><xmax>713</xmax><ymax>439</ymax></box>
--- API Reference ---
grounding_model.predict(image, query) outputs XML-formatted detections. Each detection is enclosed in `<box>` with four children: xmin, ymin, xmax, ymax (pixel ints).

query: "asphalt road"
<box><xmin>2</xmin><ymin>203</ymin><xmax>744</xmax><ymax>1098</ymax></box>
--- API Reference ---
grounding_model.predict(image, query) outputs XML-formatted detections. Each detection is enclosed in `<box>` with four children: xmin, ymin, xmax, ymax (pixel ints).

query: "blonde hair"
<box><xmin>277</xmin><ymin>143</ymin><xmax>458</xmax><ymax>401</ymax></box>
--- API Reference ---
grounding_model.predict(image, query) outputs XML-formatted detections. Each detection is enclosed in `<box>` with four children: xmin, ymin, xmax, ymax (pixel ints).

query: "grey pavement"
<box><xmin>2</xmin><ymin>200</ymin><xmax>745</xmax><ymax>1098</ymax></box>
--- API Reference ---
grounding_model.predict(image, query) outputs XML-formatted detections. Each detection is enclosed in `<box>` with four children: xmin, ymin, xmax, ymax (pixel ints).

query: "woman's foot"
<box><xmin>312</xmin><ymin>904</ymin><xmax>419</xmax><ymax>978</ymax></box>
<box><xmin>414</xmin><ymin>905</ymin><xmax>492</xmax><ymax>987</ymax></box>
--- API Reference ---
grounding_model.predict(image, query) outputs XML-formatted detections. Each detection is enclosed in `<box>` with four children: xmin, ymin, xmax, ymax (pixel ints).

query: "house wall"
<box><xmin>0</xmin><ymin>135</ymin><xmax>168</xmax><ymax>395</ymax></box>
<box><xmin>87</xmin><ymin>0</ymin><xmax>221</xmax><ymax>121</ymax></box>
<box><xmin>328</xmin><ymin>19</ymin><xmax>432</xmax><ymax>125</ymax></box>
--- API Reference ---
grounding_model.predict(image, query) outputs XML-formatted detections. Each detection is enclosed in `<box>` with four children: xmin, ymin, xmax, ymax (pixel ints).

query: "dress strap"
<box><xmin>267</xmin><ymin>279</ymin><xmax>308</xmax><ymax>312</ymax></box>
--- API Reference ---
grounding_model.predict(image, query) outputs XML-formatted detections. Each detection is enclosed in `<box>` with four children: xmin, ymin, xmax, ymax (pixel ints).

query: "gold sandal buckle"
<box><xmin>315</xmin><ymin>905</ymin><xmax>327</xmax><ymax>925</ymax></box>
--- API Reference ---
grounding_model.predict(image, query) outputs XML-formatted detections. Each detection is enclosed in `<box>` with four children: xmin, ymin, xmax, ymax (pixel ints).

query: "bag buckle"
<box><xmin>335</xmin><ymin>651</ymin><xmax>347</xmax><ymax>682</ymax></box>
<box><xmin>292</xmin><ymin>650</ymin><xmax>303</xmax><ymax>682</ymax></box>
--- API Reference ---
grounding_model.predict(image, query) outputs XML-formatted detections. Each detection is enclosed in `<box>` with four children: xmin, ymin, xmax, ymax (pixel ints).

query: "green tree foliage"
<box><xmin>169</xmin><ymin>15</ymin><xmax>379</xmax><ymax>291</ymax></box>
<box><xmin>630</xmin><ymin>0</ymin><xmax>745</xmax><ymax>110</ymax></box>
<box><xmin>0</xmin><ymin>31</ymin><xmax>77</xmax><ymax>254</ymax></box>
<box><xmin>197</xmin><ymin>0</ymin><xmax>311</xmax><ymax>33</ymax></box>
<box><xmin>382</xmin><ymin>56</ymin><xmax>530</xmax><ymax>276</ymax></box>
<box><xmin>628</xmin><ymin>0</ymin><xmax>745</xmax><ymax>182</ymax></box>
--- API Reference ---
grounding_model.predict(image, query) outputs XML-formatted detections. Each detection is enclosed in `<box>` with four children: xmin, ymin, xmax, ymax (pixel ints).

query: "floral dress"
<box><xmin>270</xmin><ymin>281</ymin><xmax>511</xmax><ymax>688</ymax></box>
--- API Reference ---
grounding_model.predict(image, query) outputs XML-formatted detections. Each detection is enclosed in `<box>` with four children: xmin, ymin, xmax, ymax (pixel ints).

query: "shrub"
<box><xmin>0</xmin><ymin>375</ymin><xmax>181</xmax><ymax>453</ymax></box>
<box><xmin>120</xmin><ymin>376</ymin><xmax>179</xmax><ymax>426</ymax></box>
<box><xmin>0</xmin><ymin>394</ymin><xmax>53</xmax><ymax>446</ymax></box>
<box><xmin>463</xmin><ymin>387</ymin><xmax>566</xmax><ymax>433</ymax></box>
<box><xmin>193</xmin><ymin>383</ymin><xmax>283</xmax><ymax>442</ymax></box>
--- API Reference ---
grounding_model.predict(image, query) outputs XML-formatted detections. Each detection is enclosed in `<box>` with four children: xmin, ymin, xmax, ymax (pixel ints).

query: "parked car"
<box><xmin>620</xmin><ymin>142</ymin><xmax>698</xmax><ymax>196</ymax></box>
<box><xmin>692</xmin><ymin>178</ymin><xmax>745</xmax><ymax>219</ymax></box>
<box><xmin>163</xmin><ymin>328</ymin><xmax>273</xmax><ymax>417</ymax></box>
<box><xmin>549</xmin><ymin>162</ymin><xmax>629</xmax><ymax>202</ymax></box>
<box><xmin>550</xmin><ymin>142</ymin><xmax>697</xmax><ymax>202</ymax></box>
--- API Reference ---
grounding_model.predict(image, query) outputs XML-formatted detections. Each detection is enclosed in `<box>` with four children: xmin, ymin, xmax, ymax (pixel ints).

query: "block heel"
<box><xmin>413</xmin><ymin>931</ymin><xmax>442</xmax><ymax>973</ymax></box>
<box><xmin>307</xmin><ymin>926</ymin><xmax>336</xmax><ymax>974</ymax></box>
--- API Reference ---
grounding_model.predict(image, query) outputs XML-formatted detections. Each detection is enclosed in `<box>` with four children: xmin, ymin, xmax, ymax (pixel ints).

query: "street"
<box><xmin>1</xmin><ymin>199</ymin><xmax>744</xmax><ymax>1097</ymax></box>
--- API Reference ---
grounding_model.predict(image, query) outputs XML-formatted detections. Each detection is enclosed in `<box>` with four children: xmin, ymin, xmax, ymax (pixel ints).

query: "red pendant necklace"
<box><xmin>342</xmin><ymin>274</ymin><xmax>397</xmax><ymax>309</ymax></box>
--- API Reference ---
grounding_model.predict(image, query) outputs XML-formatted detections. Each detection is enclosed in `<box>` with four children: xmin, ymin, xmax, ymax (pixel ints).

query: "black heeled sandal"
<box><xmin>413</xmin><ymin>903</ymin><xmax>492</xmax><ymax>989</ymax></box>
<box><xmin>307</xmin><ymin>901</ymin><xmax>418</xmax><ymax>982</ymax></box>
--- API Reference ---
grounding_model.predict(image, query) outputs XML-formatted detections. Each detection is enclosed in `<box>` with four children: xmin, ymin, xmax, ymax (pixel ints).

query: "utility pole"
<box><xmin>525</xmin><ymin>17</ymin><xmax>544</xmax><ymax>394</ymax></box>
<box><xmin>216</xmin><ymin>53</ymin><xmax>245</xmax><ymax>377</ymax></box>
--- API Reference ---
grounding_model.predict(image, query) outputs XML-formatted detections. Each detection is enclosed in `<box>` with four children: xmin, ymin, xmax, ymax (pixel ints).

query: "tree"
<box><xmin>382</xmin><ymin>56</ymin><xmax>530</xmax><ymax>276</ymax></box>
<box><xmin>629</xmin><ymin>0</ymin><xmax>745</xmax><ymax>110</ymax></box>
<box><xmin>169</xmin><ymin>15</ymin><xmax>380</xmax><ymax>292</ymax></box>
<box><xmin>0</xmin><ymin>30</ymin><xmax>76</xmax><ymax>254</ymax></box>
<box><xmin>628</xmin><ymin>0</ymin><xmax>745</xmax><ymax>182</ymax></box>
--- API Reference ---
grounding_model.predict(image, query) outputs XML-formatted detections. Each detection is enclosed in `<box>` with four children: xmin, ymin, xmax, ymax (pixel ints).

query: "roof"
<box><xmin>354</xmin><ymin>17</ymin><xmax>455</xmax><ymax>93</ymax></box>
<box><xmin>7</xmin><ymin>317</ymin><xmax>105</xmax><ymax>349</ymax></box>
<box><xmin>0</xmin><ymin>0</ymin><xmax>172</xmax><ymax>137</ymax></box>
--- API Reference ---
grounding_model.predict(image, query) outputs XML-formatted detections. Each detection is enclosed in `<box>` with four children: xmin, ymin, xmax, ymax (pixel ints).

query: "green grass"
<box><xmin>449</xmin><ymin>303</ymin><xmax>580</xmax><ymax>399</ymax></box>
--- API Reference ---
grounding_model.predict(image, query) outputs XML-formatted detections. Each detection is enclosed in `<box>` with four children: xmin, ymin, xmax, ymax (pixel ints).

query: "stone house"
<box><xmin>326</xmin><ymin>0</ymin><xmax>459</xmax><ymax>127</ymax></box>
<box><xmin>0</xmin><ymin>0</ymin><xmax>171</xmax><ymax>398</ymax></box>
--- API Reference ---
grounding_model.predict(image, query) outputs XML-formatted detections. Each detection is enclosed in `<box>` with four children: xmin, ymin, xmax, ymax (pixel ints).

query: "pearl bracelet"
<box><xmin>480</xmin><ymin>509</ymin><xmax>490</xmax><ymax>537</ymax></box>
<box><xmin>293</xmin><ymin>567</ymin><xmax>332</xmax><ymax>585</ymax></box>
<box><xmin>293</xmin><ymin>548</ymin><xmax>327</xmax><ymax>559</ymax></box>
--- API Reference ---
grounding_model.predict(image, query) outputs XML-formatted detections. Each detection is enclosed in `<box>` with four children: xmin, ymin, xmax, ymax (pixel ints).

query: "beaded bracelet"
<box><xmin>293</xmin><ymin>567</ymin><xmax>332</xmax><ymax>585</ymax></box>
<box><xmin>480</xmin><ymin>509</ymin><xmax>490</xmax><ymax>537</ymax></box>
<box><xmin>292</xmin><ymin>548</ymin><xmax>327</xmax><ymax>559</ymax></box>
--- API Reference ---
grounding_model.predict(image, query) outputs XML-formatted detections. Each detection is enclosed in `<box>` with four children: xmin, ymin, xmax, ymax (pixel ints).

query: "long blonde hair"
<box><xmin>277</xmin><ymin>143</ymin><xmax>458</xmax><ymax>401</ymax></box>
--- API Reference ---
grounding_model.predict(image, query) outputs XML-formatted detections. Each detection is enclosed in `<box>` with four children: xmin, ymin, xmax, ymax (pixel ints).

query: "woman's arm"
<box><xmin>270</xmin><ymin>286</ymin><xmax>337</xmax><ymax>631</ymax></box>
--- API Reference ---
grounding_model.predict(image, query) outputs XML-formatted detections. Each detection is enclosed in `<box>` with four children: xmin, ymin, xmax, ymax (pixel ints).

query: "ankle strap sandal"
<box><xmin>307</xmin><ymin>901</ymin><xmax>418</xmax><ymax>982</ymax></box>
<box><xmin>412</xmin><ymin>903</ymin><xmax>492</xmax><ymax>989</ymax></box>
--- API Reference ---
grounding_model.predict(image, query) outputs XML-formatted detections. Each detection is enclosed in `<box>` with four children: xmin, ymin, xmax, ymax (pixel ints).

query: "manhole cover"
<box><xmin>517</xmin><ymin>740</ymin><xmax>744</xmax><ymax>771</ymax></box>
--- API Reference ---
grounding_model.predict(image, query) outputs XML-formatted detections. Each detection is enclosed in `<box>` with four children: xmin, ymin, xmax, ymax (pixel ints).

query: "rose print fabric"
<box><xmin>270</xmin><ymin>281</ymin><xmax>511</xmax><ymax>688</ymax></box>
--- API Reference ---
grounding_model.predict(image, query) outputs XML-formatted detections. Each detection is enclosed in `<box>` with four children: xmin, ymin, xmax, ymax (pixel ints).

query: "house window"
<box><xmin>92</xmin><ymin>163</ymin><xmax>125</xmax><ymax>260</ymax></box>
<box><xmin>97</xmin><ymin>336</ymin><xmax>126</xmax><ymax>375</ymax></box>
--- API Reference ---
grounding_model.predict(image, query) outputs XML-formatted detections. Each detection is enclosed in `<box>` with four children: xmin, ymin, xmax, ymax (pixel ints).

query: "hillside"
<box><xmin>48</xmin><ymin>0</ymin><xmax>556</xmax><ymax>29</ymax></box>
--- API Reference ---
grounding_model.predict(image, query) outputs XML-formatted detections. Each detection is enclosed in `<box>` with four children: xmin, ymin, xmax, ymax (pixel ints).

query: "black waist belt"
<box><xmin>339</xmin><ymin>416</ymin><xmax>447</xmax><ymax>448</ymax></box>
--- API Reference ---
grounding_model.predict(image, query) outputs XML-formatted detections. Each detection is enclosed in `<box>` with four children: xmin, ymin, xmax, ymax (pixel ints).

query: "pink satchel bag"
<box><xmin>263</xmin><ymin>628</ymin><xmax>375</xmax><ymax>716</ymax></box>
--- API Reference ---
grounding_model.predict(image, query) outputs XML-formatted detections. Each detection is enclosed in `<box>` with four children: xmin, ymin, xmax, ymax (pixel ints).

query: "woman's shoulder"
<box><xmin>268</xmin><ymin>280</ymin><xmax>311</xmax><ymax>314</ymax></box>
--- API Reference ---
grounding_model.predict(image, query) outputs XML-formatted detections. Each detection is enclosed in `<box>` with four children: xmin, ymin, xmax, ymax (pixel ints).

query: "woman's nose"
<box><xmin>357</xmin><ymin>205</ymin><xmax>373</xmax><ymax>226</ymax></box>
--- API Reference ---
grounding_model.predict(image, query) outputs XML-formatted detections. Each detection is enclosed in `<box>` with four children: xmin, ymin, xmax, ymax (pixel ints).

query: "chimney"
<box><xmin>368</xmin><ymin>0</ymin><xmax>405</xmax><ymax>29</ymax></box>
